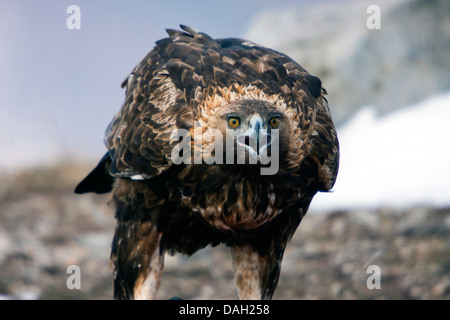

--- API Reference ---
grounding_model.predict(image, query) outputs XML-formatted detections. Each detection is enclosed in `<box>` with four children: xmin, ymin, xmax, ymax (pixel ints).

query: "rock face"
<box><xmin>245</xmin><ymin>0</ymin><xmax>450</xmax><ymax>125</ymax></box>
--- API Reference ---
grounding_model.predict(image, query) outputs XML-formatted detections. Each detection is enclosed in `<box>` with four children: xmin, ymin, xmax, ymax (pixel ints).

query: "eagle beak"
<box><xmin>237</xmin><ymin>116</ymin><xmax>271</xmax><ymax>161</ymax></box>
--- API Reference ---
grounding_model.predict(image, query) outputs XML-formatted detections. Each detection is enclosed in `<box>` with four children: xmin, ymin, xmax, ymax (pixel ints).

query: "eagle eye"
<box><xmin>228</xmin><ymin>117</ymin><xmax>240</xmax><ymax>129</ymax></box>
<box><xmin>269</xmin><ymin>117</ymin><xmax>280</xmax><ymax>128</ymax></box>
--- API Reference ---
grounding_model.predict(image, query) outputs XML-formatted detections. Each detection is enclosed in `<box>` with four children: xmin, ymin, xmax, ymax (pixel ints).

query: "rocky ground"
<box><xmin>0</xmin><ymin>163</ymin><xmax>449</xmax><ymax>300</ymax></box>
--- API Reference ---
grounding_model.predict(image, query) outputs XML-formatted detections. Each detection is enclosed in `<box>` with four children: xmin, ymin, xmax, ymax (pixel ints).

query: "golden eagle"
<box><xmin>75</xmin><ymin>25</ymin><xmax>339</xmax><ymax>300</ymax></box>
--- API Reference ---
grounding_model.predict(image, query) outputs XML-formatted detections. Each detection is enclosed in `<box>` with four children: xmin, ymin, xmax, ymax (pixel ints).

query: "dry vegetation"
<box><xmin>0</xmin><ymin>163</ymin><xmax>449</xmax><ymax>299</ymax></box>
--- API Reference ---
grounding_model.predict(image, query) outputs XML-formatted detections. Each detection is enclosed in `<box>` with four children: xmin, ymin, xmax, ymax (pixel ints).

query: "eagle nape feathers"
<box><xmin>75</xmin><ymin>25</ymin><xmax>339</xmax><ymax>300</ymax></box>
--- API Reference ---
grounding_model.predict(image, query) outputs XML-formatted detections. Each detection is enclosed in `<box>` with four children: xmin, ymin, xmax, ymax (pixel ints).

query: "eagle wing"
<box><xmin>104</xmin><ymin>25</ymin><xmax>339</xmax><ymax>190</ymax></box>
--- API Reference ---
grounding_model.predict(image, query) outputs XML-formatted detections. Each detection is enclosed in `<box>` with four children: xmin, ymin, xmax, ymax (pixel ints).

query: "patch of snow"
<box><xmin>311</xmin><ymin>91</ymin><xmax>450</xmax><ymax>212</ymax></box>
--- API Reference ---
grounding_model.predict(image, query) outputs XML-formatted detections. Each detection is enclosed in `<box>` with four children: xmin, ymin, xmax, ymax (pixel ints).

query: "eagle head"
<box><xmin>190</xmin><ymin>84</ymin><xmax>301</xmax><ymax>174</ymax></box>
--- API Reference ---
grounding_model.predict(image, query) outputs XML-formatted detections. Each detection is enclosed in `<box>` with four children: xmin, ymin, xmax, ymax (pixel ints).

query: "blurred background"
<box><xmin>0</xmin><ymin>0</ymin><xmax>449</xmax><ymax>299</ymax></box>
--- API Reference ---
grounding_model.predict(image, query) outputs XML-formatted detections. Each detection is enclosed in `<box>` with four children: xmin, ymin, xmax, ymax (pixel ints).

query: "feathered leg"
<box><xmin>231</xmin><ymin>242</ymin><xmax>285</xmax><ymax>300</ymax></box>
<box><xmin>110</xmin><ymin>199</ymin><xmax>165</xmax><ymax>300</ymax></box>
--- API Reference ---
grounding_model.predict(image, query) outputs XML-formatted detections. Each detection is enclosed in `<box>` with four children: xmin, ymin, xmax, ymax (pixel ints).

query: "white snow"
<box><xmin>310</xmin><ymin>91</ymin><xmax>450</xmax><ymax>212</ymax></box>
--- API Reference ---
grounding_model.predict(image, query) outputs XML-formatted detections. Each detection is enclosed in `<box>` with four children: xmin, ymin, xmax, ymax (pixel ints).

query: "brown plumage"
<box><xmin>75</xmin><ymin>25</ymin><xmax>339</xmax><ymax>300</ymax></box>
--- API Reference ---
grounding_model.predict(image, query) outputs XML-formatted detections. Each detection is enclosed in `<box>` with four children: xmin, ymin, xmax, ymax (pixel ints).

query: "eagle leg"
<box><xmin>133</xmin><ymin>233</ymin><xmax>165</xmax><ymax>300</ymax></box>
<box><xmin>110</xmin><ymin>200</ymin><xmax>165</xmax><ymax>300</ymax></box>
<box><xmin>231</xmin><ymin>242</ymin><xmax>285</xmax><ymax>300</ymax></box>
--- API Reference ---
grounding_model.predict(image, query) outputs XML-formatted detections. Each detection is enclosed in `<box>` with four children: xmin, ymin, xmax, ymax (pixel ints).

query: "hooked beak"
<box><xmin>237</xmin><ymin>115</ymin><xmax>272</xmax><ymax>160</ymax></box>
